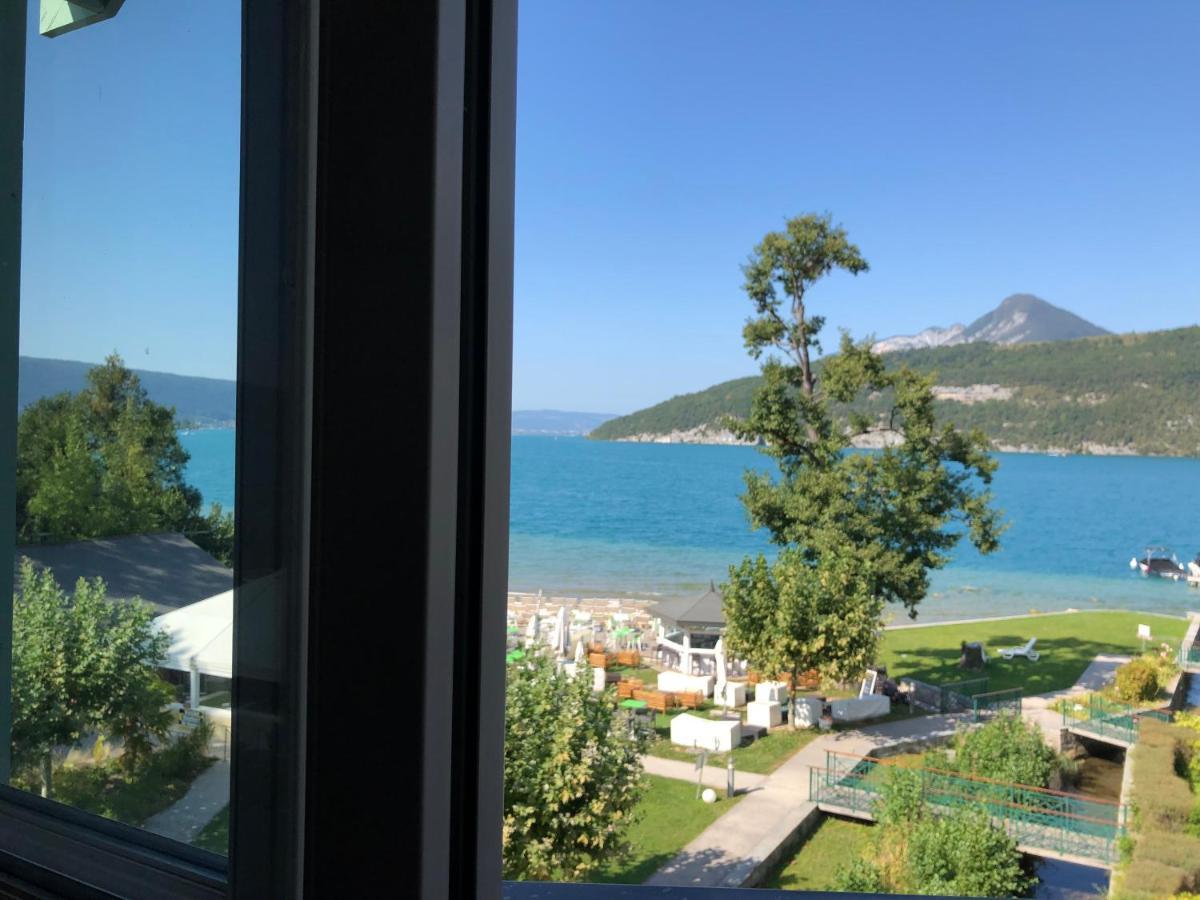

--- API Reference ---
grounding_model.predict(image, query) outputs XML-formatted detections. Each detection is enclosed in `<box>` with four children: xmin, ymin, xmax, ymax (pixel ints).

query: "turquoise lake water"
<box><xmin>181</xmin><ymin>429</ymin><xmax>1200</xmax><ymax>623</ymax></box>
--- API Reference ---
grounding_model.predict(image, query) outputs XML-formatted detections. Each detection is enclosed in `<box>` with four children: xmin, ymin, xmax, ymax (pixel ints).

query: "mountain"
<box><xmin>512</xmin><ymin>409</ymin><xmax>618</xmax><ymax>436</ymax></box>
<box><xmin>18</xmin><ymin>356</ymin><xmax>236</xmax><ymax>427</ymax></box>
<box><xmin>872</xmin><ymin>294</ymin><xmax>1109</xmax><ymax>354</ymax></box>
<box><xmin>590</xmin><ymin>326</ymin><xmax>1200</xmax><ymax>457</ymax></box>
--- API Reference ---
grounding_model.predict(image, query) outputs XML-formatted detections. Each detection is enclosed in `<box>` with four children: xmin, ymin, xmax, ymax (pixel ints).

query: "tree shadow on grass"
<box><xmin>885</xmin><ymin>634</ymin><xmax>1149</xmax><ymax>696</ymax></box>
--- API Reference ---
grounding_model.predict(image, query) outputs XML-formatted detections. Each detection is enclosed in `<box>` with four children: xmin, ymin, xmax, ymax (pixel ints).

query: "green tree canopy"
<box><xmin>503</xmin><ymin>654</ymin><xmax>645</xmax><ymax>881</ymax></box>
<box><xmin>723</xmin><ymin>214</ymin><xmax>1003</xmax><ymax>703</ymax></box>
<box><xmin>17</xmin><ymin>355</ymin><xmax>233</xmax><ymax>564</ymax></box>
<box><xmin>12</xmin><ymin>560</ymin><xmax>174</xmax><ymax>798</ymax></box>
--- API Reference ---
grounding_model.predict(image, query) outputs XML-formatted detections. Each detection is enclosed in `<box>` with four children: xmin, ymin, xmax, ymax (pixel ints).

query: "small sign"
<box><xmin>859</xmin><ymin>670</ymin><xmax>878</xmax><ymax>699</ymax></box>
<box><xmin>1137</xmin><ymin>624</ymin><xmax>1152</xmax><ymax>641</ymax></box>
<box><xmin>182</xmin><ymin>709</ymin><xmax>204</xmax><ymax>728</ymax></box>
<box><xmin>694</xmin><ymin>750</ymin><xmax>708</xmax><ymax>772</ymax></box>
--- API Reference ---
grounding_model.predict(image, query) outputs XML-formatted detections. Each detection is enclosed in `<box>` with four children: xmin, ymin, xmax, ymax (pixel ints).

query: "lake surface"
<box><xmin>181</xmin><ymin>430</ymin><xmax>1200</xmax><ymax>623</ymax></box>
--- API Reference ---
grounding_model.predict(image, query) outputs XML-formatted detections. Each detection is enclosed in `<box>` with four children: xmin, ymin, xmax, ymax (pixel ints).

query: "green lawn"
<box><xmin>192</xmin><ymin>806</ymin><xmax>229</xmax><ymax>855</ymax></box>
<box><xmin>590</xmin><ymin>774</ymin><xmax>742</xmax><ymax>884</ymax></box>
<box><xmin>879</xmin><ymin>611</ymin><xmax>1188</xmax><ymax>695</ymax></box>
<box><xmin>45</xmin><ymin>753</ymin><xmax>213</xmax><ymax>828</ymax></box>
<box><xmin>645</xmin><ymin>707</ymin><xmax>822</xmax><ymax>774</ymax></box>
<box><xmin>764</xmin><ymin>815</ymin><xmax>874</xmax><ymax>892</ymax></box>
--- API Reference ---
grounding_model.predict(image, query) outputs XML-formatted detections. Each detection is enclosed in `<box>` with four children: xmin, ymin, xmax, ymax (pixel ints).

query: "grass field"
<box><xmin>591</xmin><ymin>774</ymin><xmax>741</xmax><ymax>884</ymax></box>
<box><xmin>192</xmin><ymin>806</ymin><xmax>229</xmax><ymax>855</ymax></box>
<box><xmin>763</xmin><ymin>815</ymin><xmax>873</xmax><ymax>892</ymax></box>
<box><xmin>878</xmin><ymin>611</ymin><xmax>1188</xmax><ymax>695</ymax></box>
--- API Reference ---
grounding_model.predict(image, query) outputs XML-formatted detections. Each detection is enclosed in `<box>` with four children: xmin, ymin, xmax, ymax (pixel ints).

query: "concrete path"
<box><xmin>645</xmin><ymin>713</ymin><xmax>967</xmax><ymax>888</ymax></box>
<box><xmin>142</xmin><ymin>760</ymin><xmax>230</xmax><ymax>844</ymax></box>
<box><xmin>641</xmin><ymin>755</ymin><xmax>768</xmax><ymax>792</ymax></box>
<box><xmin>1020</xmin><ymin>654</ymin><xmax>1130</xmax><ymax>749</ymax></box>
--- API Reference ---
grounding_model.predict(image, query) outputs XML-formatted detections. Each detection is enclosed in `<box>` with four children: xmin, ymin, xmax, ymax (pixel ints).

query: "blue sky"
<box><xmin>18</xmin><ymin>2</ymin><xmax>1200</xmax><ymax>414</ymax></box>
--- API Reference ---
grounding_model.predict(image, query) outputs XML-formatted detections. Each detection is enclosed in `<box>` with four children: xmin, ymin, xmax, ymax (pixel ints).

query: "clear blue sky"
<box><xmin>18</xmin><ymin>2</ymin><xmax>1200</xmax><ymax>414</ymax></box>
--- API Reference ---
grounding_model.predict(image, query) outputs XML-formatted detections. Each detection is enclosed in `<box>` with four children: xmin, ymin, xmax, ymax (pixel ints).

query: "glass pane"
<box><xmin>507</xmin><ymin>3</ymin><xmax>1199</xmax><ymax>896</ymax></box>
<box><xmin>13</xmin><ymin>1</ymin><xmax>239</xmax><ymax>855</ymax></box>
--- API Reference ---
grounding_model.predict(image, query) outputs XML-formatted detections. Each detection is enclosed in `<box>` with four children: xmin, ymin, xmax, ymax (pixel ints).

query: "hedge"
<box><xmin>1112</xmin><ymin>720</ymin><xmax>1200</xmax><ymax>899</ymax></box>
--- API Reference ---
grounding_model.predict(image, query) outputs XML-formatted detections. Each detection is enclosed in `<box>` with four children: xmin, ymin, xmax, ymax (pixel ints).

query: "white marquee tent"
<box><xmin>154</xmin><ymin>590</ymin><xmax>233</xmax><ymax>708</ymax></box>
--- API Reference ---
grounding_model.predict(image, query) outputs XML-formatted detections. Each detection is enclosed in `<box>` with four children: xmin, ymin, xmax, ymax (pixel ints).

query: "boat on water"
<box><xmin>1129</xmin><ymin>546</ymin><xmax>1188</xmax><ymax>581</ymax></box>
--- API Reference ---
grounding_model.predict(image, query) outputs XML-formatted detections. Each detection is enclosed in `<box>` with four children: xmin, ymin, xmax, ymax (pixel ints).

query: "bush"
<box><xmin>906</xmin><ymin>807</ymin><xmax>1035</xmax><ymax>898</ymax></box>
<box><xmin>951</xmin><ymin>713</ymin><xmax>1058</xmax><ymax>787</ymax></box>
<box><xmin>503</xmin><ymin>654</ymin><xmax>645</xmax><ymax>881</ymax></box>
<box><xmin>1115</xmin><ymin>658</ymin><xmax>1159</xmax><ymax>703</ymax></box>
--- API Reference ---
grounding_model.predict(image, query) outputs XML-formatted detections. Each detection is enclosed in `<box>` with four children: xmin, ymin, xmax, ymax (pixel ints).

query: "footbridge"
<box><xmin>809</xmin><ymin>750</ymin><xmax>1125</xmax><ymax>869</ymax></box>
<box><xmin>1061</xmin><ymin>695</ymin><xmax>1173</xmax><ymax>748</ymax></box>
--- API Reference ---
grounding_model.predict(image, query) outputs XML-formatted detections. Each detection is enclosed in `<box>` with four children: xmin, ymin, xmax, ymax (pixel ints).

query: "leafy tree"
<box><xmin>11</xmin><ymin>560</ymin><xmax>174</xmax><ymax>798</ymax></box>
<box><xmin>503</xmin><ymin>654</ymin><xmax>645</xmax><ymax>881</ymax></box>
<box><xmin>16</xmin><ymin>355</ymin><xmax>233</xmax><ymax>564</ymax></box>
<box><xmin>723</xmin><ymin>213</ymin><xmax>1003</xmax><ymax>696</ymax></box>
<box><xmin>723</xmin><ymin>548</ymin><xmax>881</xmax><ymax>726</ymax></box>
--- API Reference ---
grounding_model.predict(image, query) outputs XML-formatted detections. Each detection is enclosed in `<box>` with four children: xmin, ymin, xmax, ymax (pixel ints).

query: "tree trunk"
<box><xmin>40</xmin><ymin>753</ymin><xmax>52</xmax><ymax>799</ymax></box>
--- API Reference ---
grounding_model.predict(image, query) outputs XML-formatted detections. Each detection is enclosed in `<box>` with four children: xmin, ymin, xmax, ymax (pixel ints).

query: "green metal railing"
<box><xmin>1061</xmin><ymin>694</ymin><xmax>1173</xmax><ymax>744</ymax></box>
<box><xmin>971</xmin><ymin>687</ymin><xmax>1022</xmax><ymax>721</ymax></box>
<box><xmin>900</xmin><ymin>676</ymin><xmax>989</xmax><ymax>713</ymax></box>
<box><xmin>810</xmin><ymin>749</ymin><xmax>1125</xmax><ymax>863</ymax></box>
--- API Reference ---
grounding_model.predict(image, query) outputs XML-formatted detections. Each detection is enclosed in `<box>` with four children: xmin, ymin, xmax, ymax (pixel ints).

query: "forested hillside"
<box><xmin>590</xmin><ymin>327</ymin><xmax>1200</xmax><ymax>457</ymax></box>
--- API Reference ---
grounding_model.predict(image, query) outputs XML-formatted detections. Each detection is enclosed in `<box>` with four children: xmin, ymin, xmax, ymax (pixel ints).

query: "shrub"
<box><xmin>503</xmin><ymin>654</ymin><xmax>645</xmax><ymax>881</ymax></box>
<box><xmin>952</xmin><ymin>713</ymin><xmax>1058</xmax><ymax>787</ymax></box>
<box><xmin>1114</xmin><ymin>658</ymin><xmax>1159</xmax><ymax>703</ymax></box>
<box><xmin>905</xmin><ymin>807</ymin><xmax>1035</xmax><ymax>898</ymax></box>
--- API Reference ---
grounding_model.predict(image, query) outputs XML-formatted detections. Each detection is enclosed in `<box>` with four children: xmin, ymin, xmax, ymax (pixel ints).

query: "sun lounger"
<box><xmin>1000</xmin><ymin>637</ymin><xmax>1039</xmax><ymax>662</ymax></box>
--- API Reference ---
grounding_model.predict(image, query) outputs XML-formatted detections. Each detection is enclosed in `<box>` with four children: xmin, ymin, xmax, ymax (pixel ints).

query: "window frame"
<box><xmin>0</xmin><ymin>0</ymin><xmax>521</xmax><ymax>896</ymax></box>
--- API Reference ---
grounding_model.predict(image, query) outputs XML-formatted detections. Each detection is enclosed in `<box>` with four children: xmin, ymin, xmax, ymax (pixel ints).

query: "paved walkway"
<box><xmin>645</xmin><ymin>713</ymin><xmax>966</xmax><ymax>888</ymax></box>
<box><xmin>142</xmin><ymin>759</ymin><xmax>230</xmax><ymax>844</ymax></box>
<box><xmin>1020</xmin><ymin>654</ymin><xmax>1129</xmax><ymax>750</ymax></box>
<box><xmin>641</xmin><ymin>755</ymin><xmax>768</xmax><ymax>792</ymax></box>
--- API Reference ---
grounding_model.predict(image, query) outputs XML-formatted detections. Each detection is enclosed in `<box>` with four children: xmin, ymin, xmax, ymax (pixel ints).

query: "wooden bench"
<box><xmin>632</xmin><ymin>689</ymin><xmax>673</xmax><ymax>713</ymax></box>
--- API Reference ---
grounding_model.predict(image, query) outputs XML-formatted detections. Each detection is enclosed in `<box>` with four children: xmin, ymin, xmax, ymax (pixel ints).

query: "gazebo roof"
<box><xmin>653</xmin><ymin>582</ymin><xmax>725</xmax><ymax>630</ymax></box>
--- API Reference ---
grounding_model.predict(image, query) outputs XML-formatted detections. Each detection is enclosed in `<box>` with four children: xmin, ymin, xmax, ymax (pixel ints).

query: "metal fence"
<box><xmin>899</xmin><ymin>676</ymin><xmax>989</xmax><ymax>713</ymax></box>
<box><xmin>809</xmin><ymin>749</ymin><xmax>1125</xmax><ymax>864</ymax></box>
<box><xmin>970</xmin><ymin>687</ymin><xmax>1023</xmax><ymax>721</ymax></box>
<box><xmin>1061</xmin><ymin>694</ymin><xmax>1173</xmax><ymax>744</ymax></box>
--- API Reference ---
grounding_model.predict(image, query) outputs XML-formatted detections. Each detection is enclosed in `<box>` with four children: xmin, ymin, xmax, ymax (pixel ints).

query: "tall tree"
<box><xmin>723</xmin><ymin>214</ymin><xmax>1003</xmax><ymax>700</ymax></box>
<box><xmin>17</xmin><ymin>355</ymin><xmax>233</xmax><ymax>564</ymax></box>
<box><xmin>503</xmin><ymin>654</ymin><xmax>645</xmax><ymax>881</ymax></box>
<box><xmin>11</xmin><ymin>561</ymin><xmax>174</xmax><ymax>798</ymax></box>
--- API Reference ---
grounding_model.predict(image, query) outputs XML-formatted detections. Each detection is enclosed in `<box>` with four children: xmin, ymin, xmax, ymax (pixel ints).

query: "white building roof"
<box><xmin>155</xmin><ymin>590</ymin><xmax>233</xmax><ymax>678</ymax></box>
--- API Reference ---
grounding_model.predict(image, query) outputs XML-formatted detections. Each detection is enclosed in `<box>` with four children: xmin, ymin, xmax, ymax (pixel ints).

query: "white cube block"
<box><xmin>755</xmin><ymin>681</ymin><xmax>788</xmax><ymax>703</ymax></box>
<box><xmin>592</xmin><ymin>667</ymin><xmax>607</xmax><ymax>693</ymax></box>
<box><xmin>669</xmin><ymin>712</ymin><xmax>741</xmax><ymax>752</ymax></box>
<box><xmin>658</xmin><ymin>671</ymin><xmax>715</xmax><ymax>698</ymax></box>
<box><xmin>792</xmin><ymin>697</ymin><xmax>824</xmax><ymax>728</ymax></box>
<box><xmin>746</xmin><ymin>700</ymin><xmax>782</xmax><ymax>728</ymax></box>
<box><xmin>716</xmin><ymin>682</ymin><xmax>746</xmax><ymax>707</ymax></box>
<box><xmin>830</xmin><ymin>695</ymin><xmax>890</xmax><ymax>723</ymax></box>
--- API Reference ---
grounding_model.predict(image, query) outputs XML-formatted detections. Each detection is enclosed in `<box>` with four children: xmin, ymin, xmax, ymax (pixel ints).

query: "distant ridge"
<box><xmin>18</xmin><ymin>356</ymin><xmax>236</xmax><ymax>427</ymax></box>
<box><xmin>590</xmin><ymin>325</ymin><xmax>1200</xmax><ymax>457</ymax></box>
<box><xmin>512</xmin><ymin>409</ymin><xmax>618</xmax><ymax>436</ymax></box>
<box><xmin>873</xmin><ymin>294</ymin><xmax>1109</xmax><ymax>354</ymax></box>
